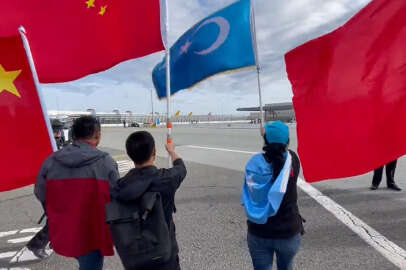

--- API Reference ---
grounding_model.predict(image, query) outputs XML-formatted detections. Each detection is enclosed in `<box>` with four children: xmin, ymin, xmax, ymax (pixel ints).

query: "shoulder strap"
<box><xmin>140</xmin><ymin>192</ymin><xmax>159</xmax><ymax>220</ymax></box>
<box><xmin>288</xmin><ymin>150</ymin><xmax>300</xmax><ymax>178</ymax></box>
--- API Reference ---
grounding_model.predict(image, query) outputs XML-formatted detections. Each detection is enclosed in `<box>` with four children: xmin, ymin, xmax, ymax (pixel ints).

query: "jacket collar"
<box><xmin>73</xmin><ymin>140</ymin><xmax>94</xmax><ymax>149</ymax></box>
<box><xmin>132</xmin><ymin>165</ymin><xmax>158</xmax><ymax>175</ymax></box>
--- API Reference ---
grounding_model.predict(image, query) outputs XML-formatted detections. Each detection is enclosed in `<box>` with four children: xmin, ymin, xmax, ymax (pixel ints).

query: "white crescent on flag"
<box><xmin>194</xmin><ymin>17</ymin><xmax>230</xmax><ymax>55</ymax></box>
<box><xmin>180</xmin><ymin>16</ymin><xmax>230</xmax><ymax>56</ymax></box>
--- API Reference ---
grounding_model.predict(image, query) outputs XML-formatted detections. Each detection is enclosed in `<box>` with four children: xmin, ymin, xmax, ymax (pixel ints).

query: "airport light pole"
<box><xmin>150</xmin><ymin>88</ymin><xmax>154</xmax><ymax>125</ymax></box>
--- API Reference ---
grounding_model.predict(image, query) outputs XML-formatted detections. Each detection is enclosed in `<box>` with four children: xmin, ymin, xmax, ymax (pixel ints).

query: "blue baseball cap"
<box><xmin>265</xmin><ymin>121</ymin><xmax>289</xmax><ymax>144</ymax></box>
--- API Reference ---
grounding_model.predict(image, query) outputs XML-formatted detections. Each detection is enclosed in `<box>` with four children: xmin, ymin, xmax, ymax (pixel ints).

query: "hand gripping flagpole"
<box><xmin>250</xmin><ymin>0</ymin><xmax>265</xmax><ymax>129</ymax></box>
<box><xmin>164</xmin><ymin>0</ymin><xmax>172</xmax><ymax>168</ymax></box>
<box><xmin>19</xmin><ymin>26</ymin><xmax>58</xmax><ymax>152</ymax></box>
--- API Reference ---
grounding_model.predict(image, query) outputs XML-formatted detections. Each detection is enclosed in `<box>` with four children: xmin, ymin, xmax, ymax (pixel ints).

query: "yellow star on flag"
<box><xmin>99</xmin><ymin>5</ymin><xmax>107</xmax><ymax>16</ymax></box>
<box><xmin>85</xmin><ymin>0</ymin><xmax>95</xmax><ymax>8</ymax></box>
<box><xmin>0</xmin><ymin>65</ymin><xmax>22</xmax><ymax>98</ymax></box>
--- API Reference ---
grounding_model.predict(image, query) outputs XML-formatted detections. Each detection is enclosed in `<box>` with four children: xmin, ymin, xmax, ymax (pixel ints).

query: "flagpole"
<box><xmin>19</xmin><ymin>26</ymin><xmax>58</xmax><ymax>152</ymax></box>
<box><xmin>165</xmin><ymin>0</ymin><xmax>172</xmax><ymax>168</ymax></box>
<box><xmin>250</xmin><ymin>0</ymin><xmax>265</xmax><ymax>129</ymax></box>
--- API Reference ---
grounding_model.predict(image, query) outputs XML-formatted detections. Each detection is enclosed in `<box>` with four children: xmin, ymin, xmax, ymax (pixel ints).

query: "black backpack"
<box><xmin>106</xmin><ymin>192</ymin><xmax>172</xmax><ymax>269</ymax></box>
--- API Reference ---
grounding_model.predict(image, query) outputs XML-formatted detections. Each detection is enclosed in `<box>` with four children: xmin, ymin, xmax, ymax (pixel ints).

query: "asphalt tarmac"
<box><xmin>0</xmin><ymin>124</ymin><xmax>405</xmax><ymax>269</ymax></box>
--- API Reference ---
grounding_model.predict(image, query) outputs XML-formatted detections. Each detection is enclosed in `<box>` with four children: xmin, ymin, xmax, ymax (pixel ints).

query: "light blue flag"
<box><xmin>152</xmin><ymin>0</ymin><xmax>255</xmax><ymax>98</ymax></box>
<box><xmin>242</xmin><ymin>152</ymin><xmax>292</xmax><ymax>224</ymax></box>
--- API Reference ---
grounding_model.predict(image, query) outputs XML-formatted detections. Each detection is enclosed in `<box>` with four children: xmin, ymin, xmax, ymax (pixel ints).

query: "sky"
<box><xmin>41</xmin><ymin>0</ymin><xmax>371</xmax><ymax>115</ymax></box>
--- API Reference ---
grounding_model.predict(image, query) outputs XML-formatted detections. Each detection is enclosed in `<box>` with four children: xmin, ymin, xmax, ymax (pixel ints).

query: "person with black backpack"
<box><xmin>109</xmin><ymin>131</ymin><xmax>187</xmax><ymax>270</ymax></box>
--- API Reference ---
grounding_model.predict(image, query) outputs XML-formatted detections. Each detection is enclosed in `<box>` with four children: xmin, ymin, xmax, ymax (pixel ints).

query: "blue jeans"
<box><xmin>76</xmin><ymin>250</ymin><xmax>103</xmax><ymax>270</ymax></box>
<box><xmin>247</xmin><ymin>233</ymin><xmax>301</xmax><ymax>270</ymax></box>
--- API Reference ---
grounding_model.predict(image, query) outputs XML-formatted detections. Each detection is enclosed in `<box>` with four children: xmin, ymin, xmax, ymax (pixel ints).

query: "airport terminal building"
<box><xmin>237</xmin><ymin>102</ymin><xmax>295</xmax><ymax>122</ymax></box>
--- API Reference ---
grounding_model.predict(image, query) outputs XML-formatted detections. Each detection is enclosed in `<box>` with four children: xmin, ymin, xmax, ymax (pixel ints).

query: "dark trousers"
<box><xmin>372</xmin><ymin>160</ymin><xmax>397</xmax><ymax>187</ymax></box>
<box><xmin>76</xmin><ymin>250</ymin><xmax>104</xmax><ymax>270</ymax></box>
<box><xmin>27</xmin><ymin>205</ymin><xmax>49</xmax><ymax>251</ymax></box>
<box><xmin>26</xmin><ymin>222</ymin><xmax>49</xmax><ymax>250</ymax></box>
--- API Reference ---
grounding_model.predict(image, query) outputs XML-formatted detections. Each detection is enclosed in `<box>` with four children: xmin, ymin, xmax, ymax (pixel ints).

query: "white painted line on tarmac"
<box><xmin>181</xmin><ymin>144</ymin><xmax>406</xmax><ymax>269</ymax></box>
<box><xmin>117</xmin><ymin>160</ymin><xmax>133</xmax><ymax>165</ymax></box>
<box><xmin>19</xmin><ymin>227</ymin><xmax>42</xmax><ymax>234</ymax></box>
<box><xmin>9</xmin><ymin>246</ymin><xmax>52</xmax><ymax>263</ymax></box>
<box><xmin>0</xmin><ymin>227</ymin><xmax>52</xmax><ymax>268</ymax></box>
<box><xmin>0</xmin><ymin>230</ymin><xmax>18</xmax><ymax>239</ymax></box>
<box><xmin>0</xmin><ymin>251</ymin><xmax>33</xmax><ymax>270</ymax></box>
<box><xmin>0</xmin><ymin>251</ymin><xmax>16</xmax><ymax>259</ymax></box>
<box><xmin>117</xmin><ymin>160</ymin><xmax>134</xmax><ymax>174</ymax></box>
<box><xmin>298</xmin><ymin>178</ymin><xmax>406</xmax><ymax>269</ymax></box>
<box><xmin>9</xmin><ymin>248</ymin><xmax>34</xmax><ymax>263</ymax></box>
<box><xmin>183</xmin><ymin>145</ymin><xmax>256</xmax><ymax>155</ymax></box>
<box><xmin>0</xmin><ymin>267</ymin><xmax>30</xmax><ymax>270</ymax></box>
<box><xmin>7</xmin><ymin>236</ymin><xmax>34</xmax><ymax>244</ymax></box>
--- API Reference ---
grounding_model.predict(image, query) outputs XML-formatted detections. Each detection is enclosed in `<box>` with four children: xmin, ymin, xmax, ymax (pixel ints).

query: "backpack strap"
<box><xmin>141</xmin><ymin>193</ymin><xmax>159</xmax><ymax>221</ymax></box>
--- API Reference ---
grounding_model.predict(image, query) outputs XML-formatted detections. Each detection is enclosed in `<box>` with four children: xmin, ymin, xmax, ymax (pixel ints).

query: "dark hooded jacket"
<box><xmin>111</xmin><ymin>159</ymin><xmax>187</xmax><ymax>261</ymax></box>
<box><xmin>34</xmin><ymin>141</ymin><xmax>119</xmax><ymax>258</ymax></box>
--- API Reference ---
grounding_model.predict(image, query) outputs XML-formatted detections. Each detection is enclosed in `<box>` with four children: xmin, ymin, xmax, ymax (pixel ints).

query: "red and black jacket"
<box><xmin>34</xmin><ymin>141</ymin><xmax>119</xmax><ymax>257</ymax></box>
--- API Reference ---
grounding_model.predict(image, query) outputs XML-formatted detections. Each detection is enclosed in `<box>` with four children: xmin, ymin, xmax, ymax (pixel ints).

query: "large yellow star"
<box><xmin>85</xmin><ymin>0</ymin><xmax>95</xmax><ymax>8</ymax></box>
<box><xmin>99</xmin><ymin>5</ymin><xmax>107</xmax><ymax>16</ymax></box>
<box><xmin>0</xmin><ymin>65</ymin><xmax>22</xmax><ymax>98</ymax></box>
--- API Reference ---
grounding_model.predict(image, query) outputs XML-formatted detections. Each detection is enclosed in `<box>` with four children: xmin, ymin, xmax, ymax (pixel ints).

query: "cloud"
<box><xmin>42</xmin><ymin>0</ymin><xmax>372</xmax><ymax>114</ymax></box>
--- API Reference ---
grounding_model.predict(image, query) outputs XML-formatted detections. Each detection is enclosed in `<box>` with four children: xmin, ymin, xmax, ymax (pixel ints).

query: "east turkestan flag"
<box><xmin>285</xmin><ymin>0</ymin><xmax>406</xmax><ymax>182</ymax></box>
<box><xmin>0</xmin><ymin>0</ymin><xmax>164</xmax><ymax>83</ymax></box>
<box><xmin>152</xmin><ymin>0</ymin><xmax>255</xmax><ymax>98</ymax></box>
<box><xmin>0</xmin><ymin>35</ymin><xmax>53</xmax><ymax>192</ymax></box>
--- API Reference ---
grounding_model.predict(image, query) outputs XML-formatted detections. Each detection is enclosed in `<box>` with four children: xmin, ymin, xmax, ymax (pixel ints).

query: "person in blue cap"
<box><xmin>242</xmin><ymin>121</ymin><xmax>304</xmax><ymax>270</ymax></box>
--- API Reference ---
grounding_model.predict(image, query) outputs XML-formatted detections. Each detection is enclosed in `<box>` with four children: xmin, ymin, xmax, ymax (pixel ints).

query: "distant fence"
<box><xmin>49</xmin><ymin>112</ymin><xmax>252</xmax><ymax>125</ymax></box>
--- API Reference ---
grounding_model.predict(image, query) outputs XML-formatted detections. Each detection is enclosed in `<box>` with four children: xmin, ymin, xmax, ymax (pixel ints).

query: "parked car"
<box><xmin>130</xmin><ymin>122</ymin><xmax>140</xmax><ymax>127</ymax></box>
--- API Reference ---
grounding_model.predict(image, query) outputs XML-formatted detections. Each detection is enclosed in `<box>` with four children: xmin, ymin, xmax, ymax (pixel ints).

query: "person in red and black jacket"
<box><xmin>34</xmin><ymin>116</ymin><xmax>119</xmax><ymax>270</ymax></box>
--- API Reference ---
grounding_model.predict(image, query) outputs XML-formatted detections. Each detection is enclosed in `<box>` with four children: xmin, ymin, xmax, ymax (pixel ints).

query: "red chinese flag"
<box><xmin>0</xmin><ymin>0</ymin><xmax>164</xmax><ymax>83</ymax></box>
<box><xmin>0</xmin><ymin>36</ymin><xmax>53</xmax><ymax>192</ymax></box>
<box><xmin>285</xmin><ymin>0</ymin><xmax>406</xmax><ymax>182</ymax></box>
